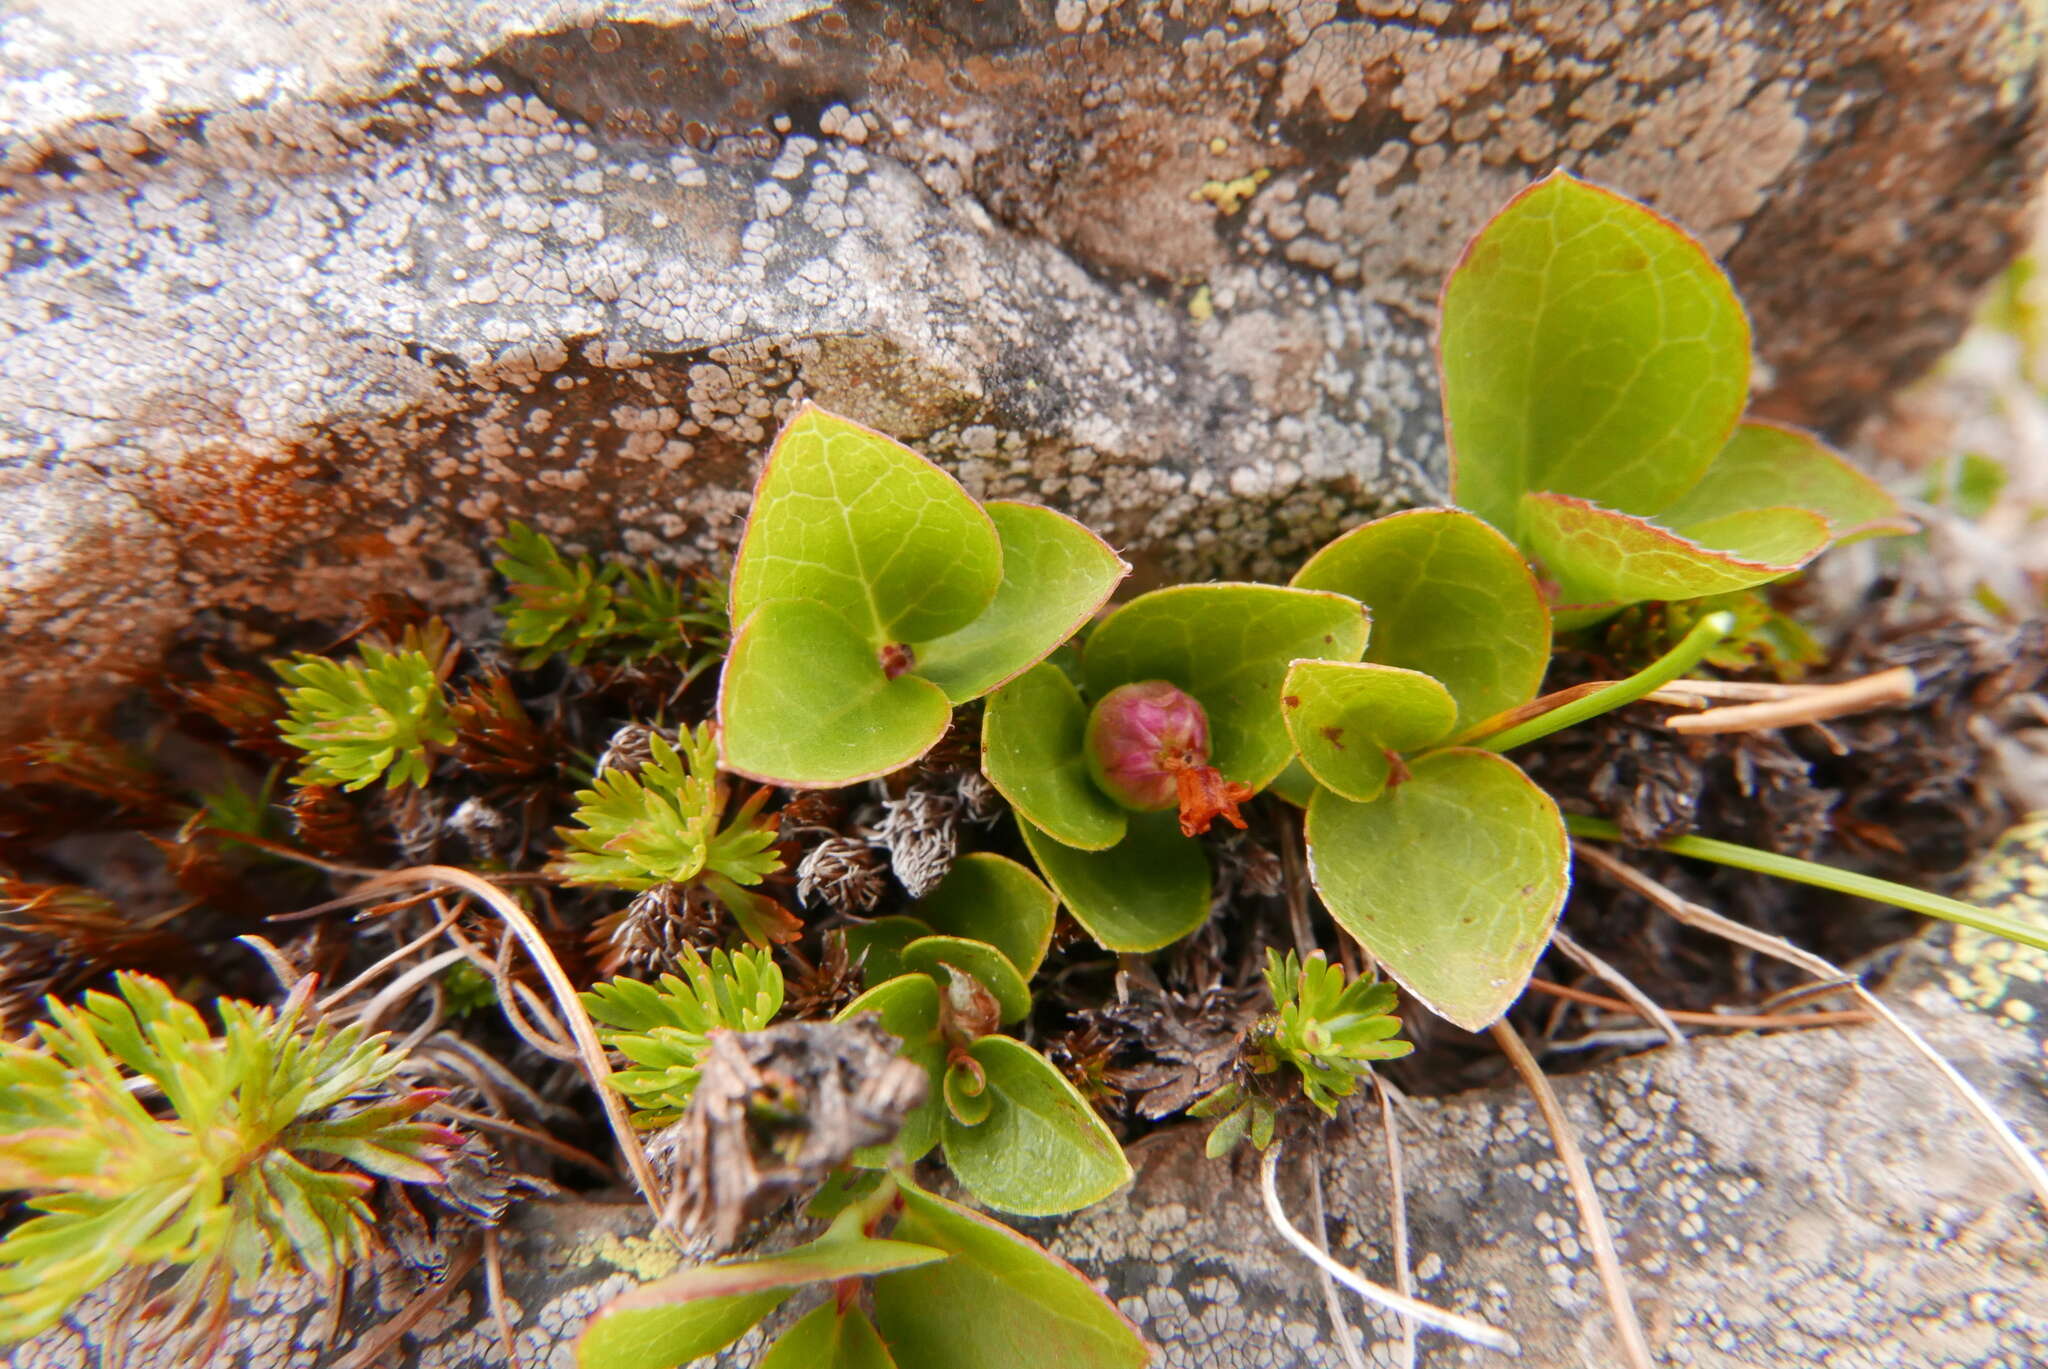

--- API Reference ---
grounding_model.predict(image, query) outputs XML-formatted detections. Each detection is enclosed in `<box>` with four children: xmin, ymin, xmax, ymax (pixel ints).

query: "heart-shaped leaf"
<box><xmin>940</xmin><ymin>1036</ymin><xmax>1133</xmax><ymax>1216</ymax></box>
<box><xmin>1655</xmin><ymin>420</ymin><xmax>1912</xmax><ymax>544</ymax></box>
<box><xmin>837</xmin><ymin>974</ymin><xmax>945</xmax><ymax>1164</ymax></box>
<box><xmin>913</xmin><ymin>853</ymin><xmax>1058</xmax><ymax>980</ymax></box>
<box><xmin>983</xmin><ymin>663</ymin><xmax>1126</xmax><ymax>851</ymax></box>
<box><xmin>900</xmin><ymin>936</ymin><xmax>1032</xmax><ymax>1026</ymax></box>
<box><xmin>873</xmin><ymin>1183</ymin><xmax>1147</xmax><ymax>1369</ymax></box>
<box><xmin>576</xmin><ymin>1230</ymin><xmax>945</xmax><ymax>1369</ymax></box>
<box><xmin>1306</xmin><ymin>748</ymin><xmax>1569</xmax><ymax>1032</ymax></box>
<box><xmin>760</xmin><ymin>1304</ymin><xmax>901</xmax><ymax>1369</ymax></box>
<box><xmin>842</xmin><ymin>916</ymin><xmax>934</xmax><ymax>987</ymax></box>
<box><xmin>1289</xmin><ymin>508</ymin><xmax>1549</xmax><ymax>728</ymax></box>
<box><xmin>730</xmin><ymin>404</ymin><xmax>1001</xmax><ymax>645</ymax></box>
<box><xmin>719</xmin><ymin>599</ymin><xmax>955</xmax><ymax>786</ymax></box>
<box><xmin>1519</xmin><ymin>492</ymin><xmax>1827</xmax><ymax>628</ymax></box>
<box><xmin>1443</xmin><ymin>172</ymin><xmax>1751</xmax><ymax>532</ymax></box>
<box><xmin>1019</xmin><ymin>811</ymin><xmax>1209</xmax><ymax>952</ymax></box>
<box><xmin>915</xmin><ymin>502</ymin><xmax>1129</xmax><ymax>703</ymax></box>
<box><xmin>1280</xmin><ymin>662</ymin><xmax>1458</xmax><ymax>802</ymax></box>
<box><xmin>1081</xmin><ymin>584</ymin><xmax>1369</xmax><ymax>792</ymax></box>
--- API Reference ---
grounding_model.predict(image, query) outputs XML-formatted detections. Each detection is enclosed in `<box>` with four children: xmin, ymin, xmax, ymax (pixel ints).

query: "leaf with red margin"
<box><xmin>1655</xmin><ymin>420</ymin><xmax>1914</xmax><ymax>545</ymax></box>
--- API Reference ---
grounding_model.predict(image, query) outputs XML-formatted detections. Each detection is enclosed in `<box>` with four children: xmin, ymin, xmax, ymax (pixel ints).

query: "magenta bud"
<box><xmin>1084</xmin><ymin>680</ymin><xmax>1211</xmax><ymax>812</ymax></box>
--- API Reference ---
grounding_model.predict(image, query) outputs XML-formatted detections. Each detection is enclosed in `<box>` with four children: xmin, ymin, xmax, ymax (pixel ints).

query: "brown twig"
<box><xmin>1377</xmin><ymin>1078</ymin><xmax>1418</xmax><ymax>1369</ymax></box>
<box><xmin>1490</xmin><ymin>1020</ymin><xmax>1655</xmax><ymax>1369</ymax></box>
<box><xmin>328</xmin><ymin>1241</ymin><xmax>484</xmax><ymax>1369</ymax></box>
<box><xmin>1549</xmin><ymin>929</ymin><xmax>1687</xmax><ymax>1051</ymax></box>
<box><xmin>483</xmin><ymin>1229</ymin><xmax>524</xmax><ymax>1369</ymax></box>
<box><xmin>1524</xmin><ymin>977</ymin><xmax>1873</xmax><ymax>1030</ymax></box>
<box><xmin>1664</xmin><ymin>666</ymin><xmax>1916</xmax><ymax>735</ymax></box>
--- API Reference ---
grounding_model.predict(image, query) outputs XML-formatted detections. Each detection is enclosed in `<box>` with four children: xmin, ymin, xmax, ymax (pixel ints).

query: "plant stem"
<box><xmin>1565</xmin><ymin>815</ymin><xmax>2048</xmax><ymax>954</ymax></box>
<box><xmin>1474</xmin><ymin>611</ymin><xmax>1736</xmax><ymax>753</ymax></box>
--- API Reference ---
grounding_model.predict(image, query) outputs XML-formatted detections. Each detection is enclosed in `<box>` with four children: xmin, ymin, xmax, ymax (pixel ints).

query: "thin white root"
<box><xmin>1574</xmin><ymin>841</ymin><xmax>2048</xmax><ymax>1219</ymax></box>
<box><xmin>1258</xmin><ymin>1144</ymin><xmax>1520</xmax><ymax>1355</ymax></box>
<box><xmin>356</xmin><ymin>865</ymin><xmax>670</xmax><ymax>1226</ymax></box>
<box><xmin>1378</xmin><ymin>1078</ymin><xmax>1419</xmax><ymax>1369</ymax></box>
<box><xmin>1551</xmin><ymin>928</ymin><xmax>1688</xmax><ymax>1052</ymax></box>
<box><xmin>1490</xmin><ymin>1022</ymin><xmax>1656</xmax><ymax>1369</ymax></box>
<box><xmin>1664</xmin><ymin>666</ymin><xmax>1916</xmax><ymax>735</ymax></box>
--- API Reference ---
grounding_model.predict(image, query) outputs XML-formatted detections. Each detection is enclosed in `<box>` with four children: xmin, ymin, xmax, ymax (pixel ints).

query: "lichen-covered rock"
<box><xmin>18</xmin><ymin>978</ymin><xmax>2043</xmax><ymax>1367</ymax></box>
<box><xmin>1</xmin><ymin>0</ymin><xmax>2041</xmax><ymax>738</ymax></box>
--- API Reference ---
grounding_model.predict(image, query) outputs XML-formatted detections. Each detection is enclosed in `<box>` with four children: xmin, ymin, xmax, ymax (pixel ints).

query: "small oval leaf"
<box><xmin>1306</xmin><ymin>749</ymin><xmax>1569</xmax><ymax>1032</ymax></box>
<box><xmin>940</xmin><ymin>1036</ymin><xmax>1133</xmax><ymax>1216</ymax></box>
<box><xmin>1655</xmin><ymin>420</ymin><xmax>1913</xmax><ymax>544</ymax></box>
<box><xmin>1290</xmin><ymin>508</ymin><xmax>1550</xmax><ymax>728</ymax></box>
<box><xmin>983</xmin><ymin>663</ymin><xmax>1126</xmax><ymax>851</ymax></box>
<box><xmin>1280</xmin><ymin>661</ymin><xmax>1459</xmax><ymax>802</ymax></box>
<box><xmin>1443</xmin><ymin>171</ymin><xmax>1752</xmax><ymax>532</ymax></box>
<box><xmin>913</xmin><ymin>853</ymin><xmax>1058</xmax><ymax>981</ymax></box>
<box><xmin>1081</xmin><ymin>583</ymin><xmax>1369</xmax><ymax>792</ymax></box>
<box><xmin>729</xmin><ymin>404</ymin><xmax>1001</xmax><ymax>645</ymax></box>
<box><xmin>719</xmin><ymin>599</ymin><xmax>955</xmax><ymax>787</ymax></box>
<box><xmin>1019</xmin><ymin>811</ymin><xmax>1209</xmax><ymax>953</ymax></box>
<box><xmin>842</xmin><ymin>916</ymin><xmax>934</xmax><ymax>987</ymax></box>
<box><xmin>873</xmin><ymin>1184</ymin><xmax>1147</xmax><ymax>1369</ymax></box>
<box><xmin>915</xmin><ymin>502</ymin><xmax>1129</xmax><ymax>703</ymax></box>
<box><xmin>900</xmin><ymin>935</ymin><xmax>1032</xmax><ymax>1026</ymax></box>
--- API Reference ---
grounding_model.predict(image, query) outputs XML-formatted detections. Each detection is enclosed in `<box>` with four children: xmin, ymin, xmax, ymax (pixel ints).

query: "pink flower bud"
<box><xmin>1085</xmin><ymin>680</ymin><xmax>1211</xmax><ymax>812</ymax></box>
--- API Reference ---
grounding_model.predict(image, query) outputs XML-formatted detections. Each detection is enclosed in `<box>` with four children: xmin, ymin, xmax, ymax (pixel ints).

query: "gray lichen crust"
<box><xmin>1</xmin><ymin>0</ymin><xmax>2041</xmax><ymax>739</ymax></box>
<box><xmin>15</xmin><ymin>980</ymin><xmax>2043</xmax><ymax>1367</ymax></box>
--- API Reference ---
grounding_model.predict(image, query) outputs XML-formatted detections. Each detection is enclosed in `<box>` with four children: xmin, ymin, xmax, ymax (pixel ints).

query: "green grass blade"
<box><xmin>1473</xmin><ymin>612</ymin><xmax>1734</xmax><ymax>753</ymax></box>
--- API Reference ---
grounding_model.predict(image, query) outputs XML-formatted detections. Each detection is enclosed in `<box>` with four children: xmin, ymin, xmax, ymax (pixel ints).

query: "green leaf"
<box><xmin>1280</xmin><ymin>662</ymin><xmax>1458</xmax><ymax>802</ymax></box>
<box><xmin>719</xmin><ymin>599</ymin><xmax>955</xmax><ymax>787</ymax></box>
<box><xmin>943</xmin><ymin>1059</ymin><xmax>993</xmax><ymax>1126</ymax></box>
<box><xmin>1019</xmin><ymin>811</ymin><xmax>1209</xmax><ymax>952</ymax></box>
<box><xmin>729</xmin><ymin>404</ymin><xmax>1002</xmax><ymax>646</ymax></box>
<box><xmin>1289</xmin><ymin>508</ymin><xmax>1550</xmax><ymax>728</ymax></box>
<box><xmin>760</xmin><ymin>1304</ymin><xmax>901</xmax><ymax>1369</ymax></box>
<box><xmin>914</xmin><ymin>502</ymin><xmax>1129</xmax><ymax>703</ymax></box>
<box><xmin>842</xmin><ymin>916</ymin><xmax>934</xmax><ymax>987</ymax></box>
<box><xmin>900</xmin><ymin>936</ymin><xmax>1032</xmax><ymax>1026</ymax></box>
<box><xmin>837</xmin><ymin>975</ymin><xmax>945</xmax><ymax>1164</ymax></box>
<box><xmin>873</xmin><ymin>1184</ymin><xmax>1147</xmax><ymax>1369</ymax></box>
<box><xmin>1519</xmin><ymin>493</ymin><xmax>1826</xmax><ymax>628</ymax></box>
<box><xmin>982</xmin><ymin>663</ymin><xmax>1126</xmax><ymax>851</ymax></box>
<box><xmin>1306</xmin><ymin>749</ymin><xmax>1569</xmax><ymax>1032</ymax></box>
<box><xmin>575</xmin><ymin>1234</ymin><xmax>946</xmax><ymax>1369</ymax></box>
<box><xmin>1443</xmin><ymin>171</ymin><xmax>1751</xmax><ymax>532</ymax></box>
<box><xmin>940</xmin><ymin>1037</ymin><xmax>1131</xmax><ymax>1216</ymax></box>
<box><xmin>912</xmin><ymin>853</ymin><xmax>1058</xmax><ymax>980</ymax></box>
<box><xmin>1265</xmin><ymin>756</ymin><xmax>1318</xmax><ymax>809</ymax></box>
<box><xmin>1656</xmin><ymin>421</ymin><xmax>1912</xmax><ymax>544</ymax></box>
<box><xmin>1081</xmin><ymin>584</ymin><xmax>1369</xmax><ymax>792</ymax></box>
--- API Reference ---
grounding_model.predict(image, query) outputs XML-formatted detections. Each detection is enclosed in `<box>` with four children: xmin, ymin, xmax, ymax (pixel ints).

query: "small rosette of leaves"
<box><xmin>981</xmin><ymin>582</ymin><xmax>1369</xmax><ymax>953</ymax></box>
<box><xmin>718</xmin><ymin>404</ymin><xmax>1129</xmax><ymax>788</ymax></box>
<box><xmin>494</xmin><ymin>520</ymin><xmax>729</xmax><ymax>670</ymax></box>
<box><xmin>1193</xmin><ymin>951</ymin><xmax>1410</xmax><ymax>1157</ymax></box>
<box><xmin>582</xmin><ymin>946</ymin><xmax>783</xmax><ymax>1126</ymax></box>
<box><xmin>553</xmin><ymin>725</ymin><xmax>794</xmax><ymax>945</ymax></box>
<box><xmin>1441</xmin><ymin>171</ymin><xmax>1909</xmax><ymax>627</ymax></box>
<box><xmin>0</xmin><ymin>973</ymin><xmax>460</xmax><ymax>1343</ymax></box>
<box><xmin>273</xmin><ymin>643</ymin><xmax>454</xmax><ymax>790</ymax></box>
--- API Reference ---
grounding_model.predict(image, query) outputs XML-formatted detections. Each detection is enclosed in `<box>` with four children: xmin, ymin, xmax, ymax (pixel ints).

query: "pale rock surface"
<box><xmin>1</xmin><ymin>0</ymin><xmax>2042</xmax><ymax>736</ymax></box>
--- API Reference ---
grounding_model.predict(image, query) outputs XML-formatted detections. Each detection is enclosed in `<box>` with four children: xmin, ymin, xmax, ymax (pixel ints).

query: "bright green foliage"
<box><xmin>0</xmin><ymin>973</ymin><xmax>458</xmax><ymax>1342</ymax></box>
<box><xmin>1440</xmin><ymin>171</ymin><xmax>1906</xmax><ymax>627</ymax></box>
<box><xmin>552</xmin><ymin>726</ymin><xmax>794</xmax><ymax>945</ymax></box>
<box><xmin>582</xmin><ymin>946</ymin><xmax>783</xmax><ymax>1126</ymax></box>
<box><xmin>1280</xmin><ymin>661</ymin><xmax>1458</xmax><ymax>803</ymax></box>
<box><xmin>837</xmin><ymin>955</ymin><xmax>1131</xmax><ymax>1215</ymax></box>
<box><xmin>1307</xmin><ymin>750</ymin><xmax>1569</xmax><ymax>1032</ymax></box>
<box><xmin>720</xmin><ymin>405</ymin><xmax>1126</xmax><ymax>787</ymax></box>
<box><xmin>575</xmin><ymin>1178</ymin><xmax>1145</xmax><ymax>1369</ymax></box>
<box><xmin>494</xmin><ymin>520</ymin><xmax>727</xmax><ymax>671</ymax></box>
<box><xmin>1290</xmin><ymin>508</ymin><xmax>1550</xmax><ymax>730</ymax></box>
<box><xmin>910</xmin><ymin>853</ymin><xmax>1058</xmax><ymax>980</ymax></box>
<box><xmin>273</xmin><ymin>644</ymin><xmax>454</xmax><ymax>790</ymax></box>
<box><xmin>1604</xmin><ymin>591</ymin><xmax>1824</xmax><ymax>681</ymax></box>
<box><xmin>1254</xmin><ymin>951</ymin><xmax>1412</xmax><ymax>1112</ymax></box>
<box><xmin>981</xmin><ymin>583</ymin><xmax>1366</xmax><ymax>950</ymax></box>
<box><xmin>1193</xmin><ymin>951</ymin><xmax>1412</xmax><ymax>1156</ymax></box>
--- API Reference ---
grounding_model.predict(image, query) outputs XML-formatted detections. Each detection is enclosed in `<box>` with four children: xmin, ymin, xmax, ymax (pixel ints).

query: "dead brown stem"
<box><xmin>1665</xmin><ymin>666</ymin><xmax>1916</xmax><ymax>735</ymax></box>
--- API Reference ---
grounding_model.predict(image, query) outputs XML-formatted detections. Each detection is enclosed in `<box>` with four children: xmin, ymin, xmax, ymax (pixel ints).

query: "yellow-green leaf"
<box><xmin>1655</xmin><ymin>421</ymin><xmax>1913</xmax><ymax>544</ymax></box>
<box><xmin>913</xmin><ymin>853</ymin><xmax>1058</xmax><ymax>980</ymax></box>
<box><xmin>983</xmin><ymin>663</ymin><xmax>1126</xmax><ymax>851</ymax></box>
<box><xmin>940</xmin><ymin>1037</ymin><xmax>1132</xmax><ymax>1216</ymax></box>
<box><xmin>1019</xmin><ymin>811</ymin><xmax>1209</xmax><ymax>953</ymax></box>
<box><xmin>1280</xmin><ymin>662</ymin><xmax>1458</xmax><ymax>802</ymax></box>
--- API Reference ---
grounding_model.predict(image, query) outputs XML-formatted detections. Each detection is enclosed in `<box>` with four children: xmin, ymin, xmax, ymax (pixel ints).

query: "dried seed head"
<box><xmin>595</xmin><ymin>722</ymin><xmax>671</xmax><ymax>777</ymax></box>
<box><xmin>448</xmin><ymin>797</ymin><xmax>515</xmax><ymax>860</ymax></box>
<box><xmin>955</xmin><ymin>769</ymin><xmax>1006</xmax><ymax>827</ymax></box>
<box><xmin>876</xmin><ymin>787</ymin><xmax>959</xmax><ymax>897</ymax></box>
<box><xmin>795</xmin><ymin>836</ymin><xmax>889</xmax><ymax>914</ymax></box>
<box><xmin>608</xmin><ymin>883</ymin><xmax>719</xmax><ymax>970</ymax></box>
<box><xmin>1085</xmin><ymin>680</ymin><xmax>1211</xmax><ymax>812</ymax></box>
